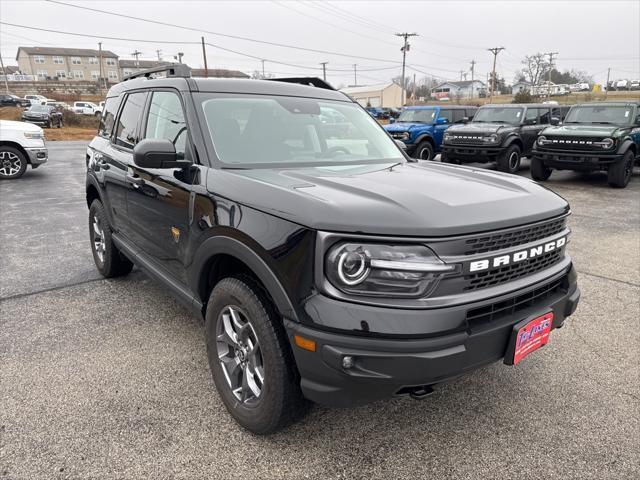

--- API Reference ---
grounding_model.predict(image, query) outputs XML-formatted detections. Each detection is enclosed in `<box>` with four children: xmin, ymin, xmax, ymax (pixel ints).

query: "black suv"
<box><xmin>86</xmin><ymin>66</ymin><xmax>580</xmax><ymax>434</ymax></box>
<box><xmin>0</xmin><ymin>93</ymin><xmax>30</xmax><ymax>108</ymax></box>
<box><xmin>441</xmin><ymin>103</ymin><xmax>562</xmax><ymax>173</ymax></box>
<box><xmin>21</xmin><ymin>104</ymin><xmax>63</xmax><ymax>128</ymax></box>
<box><xmin>531</xmin><ymin>102</ymin><xmax>640</xmax><ymax>188</ymax></box>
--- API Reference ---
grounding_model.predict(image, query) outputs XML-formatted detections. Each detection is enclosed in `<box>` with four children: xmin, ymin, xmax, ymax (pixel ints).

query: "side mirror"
<box><xmin>133</xmin><ymin>139</ymin><xmax>182</xmax><ymax>169</ymax></box>
<box><xmin>394</xmin><ymin>139</ymin><xmax>407</xmax><ymax>151</ymax></box>
<box><xmin>436</xmin><ymin>117</ymin><xmax>448</xmax><ymax>125</ymax></box>
<box><xmin>389</xmin><ymin>117</ymin><xmax>396</xmax><ymax>124</ymax></box>
<box><xmin>461</xmin><ymin>116</ymin><xmax>470</xmax><ymax>123</ymax></box>
<box><xmin>550</xmin><ymin>117</ymin><xmax>560</xmax><ymax>126</ymax></box>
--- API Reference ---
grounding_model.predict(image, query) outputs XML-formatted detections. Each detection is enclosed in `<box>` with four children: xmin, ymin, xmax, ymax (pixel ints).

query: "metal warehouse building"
<box><xmin>340</xmin><ymin>83</ymin><xmax>404</xmax><ymax>108</ymax></box>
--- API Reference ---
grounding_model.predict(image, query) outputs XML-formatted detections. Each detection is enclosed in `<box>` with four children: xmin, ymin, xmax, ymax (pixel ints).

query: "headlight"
<box><xmin>443</xmin><ymin>132</ymin><xmax>452</xmax><ymax>142</ymax></box>
<box><xmin>537</xmin><ymin>135</ymin><xmax>549</xmax><ymax>146</ymax></box>
<box><xmin>600</xmin><ymin>138</ymin><xmax>614</xmax><ymax>149</ymax></box>
<box><xmin>325</xmin><ymin>242</ymin><xmax>456</xmax><ymax>298</ymax></box>
<box><xmin>24</xmin><ymin>132</ymin><xmax>44</xmax><ymax>140</ymax></box>
<box><xmin>483</xmin><ymin>133</ymin><xmax>499</xmax><ymax>143</ymax></box>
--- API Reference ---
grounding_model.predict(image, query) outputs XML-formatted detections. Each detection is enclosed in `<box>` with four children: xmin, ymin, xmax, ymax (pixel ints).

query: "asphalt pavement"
<box><xmin>1</xmin><ymin>141</ymin><xmax>638</xmax><ymax>480</ymax></box>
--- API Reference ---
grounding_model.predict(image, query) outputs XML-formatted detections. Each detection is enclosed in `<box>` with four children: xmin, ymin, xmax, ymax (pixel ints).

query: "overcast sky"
<box><xmin>1</xmin><ymin>0</ymin><xmax>638</xmax><ymax>87</ymax></box>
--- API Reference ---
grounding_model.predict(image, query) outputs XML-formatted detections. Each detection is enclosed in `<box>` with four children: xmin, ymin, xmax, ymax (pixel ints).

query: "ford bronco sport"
<box><xmin>441</xmin><ymin>103</ymin><xmax>561</xmax><ymax>173</ymax></box>
<box><xmin>86</xmin><ymin>66</ymin><xmax>580</xmax><ymax>434</ymax></box>
<box><xmin>531</xmin><ymin>102</ymin><xmax>640</xmax><ymax>188</ymax></box>
<box><xmin>384</xmin><ymin>105</ymin><xmax>478</xmax><ymax>160</ymax></box>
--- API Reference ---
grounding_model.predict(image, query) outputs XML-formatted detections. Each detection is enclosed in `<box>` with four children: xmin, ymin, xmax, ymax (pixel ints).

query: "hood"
<box><xmin>541</xmin><ymin>124</ymin><xmax>625</xmax><ymax>138</ymax></box>
<box><xmin>446</xmin><ymin>122</ymin><xmax>517</xmax><ymax>135</ymax></box>
<box><xmin>207</xmin><ymin>162</ymin><xmax>568</xmax><ymax>237</ymax></box>
<box><xmin>383</xmin><ymin>122</ymin><xmax>428</xmax><ymax>132</ymax></box>
<box><xmin>0</xmin><ymin>119</ymin><xmax>43</xmax><ymax>132</ymax></box>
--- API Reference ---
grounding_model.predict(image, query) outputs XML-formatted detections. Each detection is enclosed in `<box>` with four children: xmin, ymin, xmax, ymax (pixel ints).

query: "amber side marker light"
<box><xmin>294</xmin><ymin>335</ymin><xmax>316</xmax><ymax>352</ymax></box>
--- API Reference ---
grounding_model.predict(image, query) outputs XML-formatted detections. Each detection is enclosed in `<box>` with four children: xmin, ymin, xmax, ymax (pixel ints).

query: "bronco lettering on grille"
<box><xmin>468</xmin><ymin>236</ymin><xmax>567</xmax><ymax>273</ymax></box>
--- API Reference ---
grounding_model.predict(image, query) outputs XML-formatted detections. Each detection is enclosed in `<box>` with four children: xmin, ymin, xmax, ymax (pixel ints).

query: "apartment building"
<box><xmin>119</xmin><ymin>59</ymin><xmax>170</xmax><ymax>79</ymax></box>
<box><xmin>16</xmin><ymin>47</ymin><xmax>120</xmax><ymax>82</ymax></box>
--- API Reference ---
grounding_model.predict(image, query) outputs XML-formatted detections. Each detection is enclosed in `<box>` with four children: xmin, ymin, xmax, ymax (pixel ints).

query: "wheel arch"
<box><xmin>503</xmin><ymin>136</ymin><xmax>523</xmax><ymax>151</ymax></box>
<box><xmin>191</xmin><ymin>235</ymin><xmax>299</xmax><ymax>322</ymax></box>
<box><xmin>0</xmin><ymin>141</ymin><xmax>30</xmax><ymax>164</ymax></box>
<box><xmin>617</xmin><ymin>139</ymin><xmax>636</xmax><ymax>157</ymax></box>
<box><xmin>414</xmin><ymin>134</ymin><xmax>435</xmax><ymax>147</ymax></box>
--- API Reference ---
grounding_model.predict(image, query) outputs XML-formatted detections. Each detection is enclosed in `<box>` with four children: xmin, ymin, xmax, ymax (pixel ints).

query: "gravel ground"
<box><xmin>1</xmin><ymin>142</ymin><xmax>638</xmax><ymax>480</ymax></box>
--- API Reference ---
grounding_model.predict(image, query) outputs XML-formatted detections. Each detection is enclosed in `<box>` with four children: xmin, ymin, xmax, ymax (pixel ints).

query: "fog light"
<box><xmin>342</xmin><ymin>356</ymin><xmax>355</xmax><ymax>369</ymax></box>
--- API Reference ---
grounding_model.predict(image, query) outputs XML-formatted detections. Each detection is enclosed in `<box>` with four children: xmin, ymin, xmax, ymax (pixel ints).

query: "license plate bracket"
<box><xmin>504</xmin><ymin>312</ymin><xmax>553</xmax><ymax>366</ymax></box>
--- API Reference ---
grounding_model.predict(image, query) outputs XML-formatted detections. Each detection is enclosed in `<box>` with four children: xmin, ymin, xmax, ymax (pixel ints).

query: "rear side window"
<box><xmin>451</xmin><ymin>110</ymin><xmax>465</xmax><ymax>123</ymax></box>
<box><xmin>98</xmin><ymin>97</ymin><xmax>120</xmax><ymax>138</ymax></box>
<box><xmin>538</xmin><ymin>108</ymin><xmax>551</xmax><ymax>124</ymax></box>
<box><xmin>439</xmin><ymin>109</ymin><xmax>452</xmax><ymax>122</ymax></box>
<box><xmin>115</xmin><ymin>92</ymin><xmax>147</xmax><ymax>149</ymax></box>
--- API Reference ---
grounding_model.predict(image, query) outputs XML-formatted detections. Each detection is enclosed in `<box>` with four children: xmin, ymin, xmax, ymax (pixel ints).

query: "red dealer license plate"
<box><xmin>504</xmin><ymin>312</ymin><xmax>554</xmax><ymax>366</ymax></box>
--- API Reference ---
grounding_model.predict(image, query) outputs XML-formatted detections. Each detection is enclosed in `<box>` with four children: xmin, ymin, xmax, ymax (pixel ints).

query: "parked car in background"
<box><xmin>23</xmin><ymin>94</ymin><xmax>52</xmax><ymax>106</ymax></box>
<box><xmin>21</xmin><ymin>104</ymin><xmax>63</xmax><ymax>128</ymax></box>
<box><xmin>73</xmin><ymin>101</ymin><xmax>102</xmax><ymax>116</ymax></box>
<box><xmin>365</xmin><ymin>106</ymin><xmax>389</xmax><ymax>119</ymax></box>
<box><xmin>615</xmin><ymin>80</ymin><xmax>630</xmax><ymax>90</ymax></box>
<box><xmin>0</xmin><ymin>119</ymin><xmax>47</xmax><ymax>179</ymax></box>
<box><xmin>441</xmin><ymin>103</ymin><xmax>561</xmax><ymax>173</ymax></box>
<box><xmin>0</xmin><ymin>94</ymin><xmax>30</xmax><ymax>108</ymax></box>
<box><xmin>384</xmin><ymin>105</ymin><xmax>477</xmax><ymax>160</ymax></box>
<box><xmin>630</xmin><ymin>80</ymin><xmax>640</xmax><ymax>91</ymax></box>
<box><xmin>569</xmin><ymin>83</ymin><xmax>590</xmax><ymax>92</ymax></box>
<box><xmin>531</xmin><ymin>101</ymin><xmax>640</xmax><ymax>188</ymax></box>
<box><xmin>44</xmin><ymin>100</ymin><xmax>71</xmax><ymax>110</ymax></box>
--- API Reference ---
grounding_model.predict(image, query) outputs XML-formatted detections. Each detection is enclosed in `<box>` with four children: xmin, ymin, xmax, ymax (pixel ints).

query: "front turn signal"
<box><xmin>294</xmin><ymin>335</ymin><xmax>316</xmax><ymax>352</ymax></box>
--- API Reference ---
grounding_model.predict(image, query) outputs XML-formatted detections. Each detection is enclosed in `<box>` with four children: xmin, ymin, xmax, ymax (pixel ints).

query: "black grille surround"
<box><xmin>446</xmin><ymin>134</ymin><xmax>486</xmax><ymax>145</ymax></box>
<box><xmin>464</xmin><ymin>217</ymin><xmax>567</xmax><ymax>255</ymax></box>
<box><xmin>540</xmin><ymin>136</ymin><xmax>612</xmax><ymax>151</ymax></box>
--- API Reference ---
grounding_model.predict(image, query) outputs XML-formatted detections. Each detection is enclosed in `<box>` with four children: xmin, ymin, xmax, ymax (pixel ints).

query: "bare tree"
<box><xmin>520</xmin><ymin>53</ymin><xmax>549</xmax><ymax>86</ymax></box>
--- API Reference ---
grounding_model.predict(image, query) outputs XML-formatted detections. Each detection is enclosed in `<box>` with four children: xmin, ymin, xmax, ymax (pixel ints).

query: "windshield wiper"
<box><xmin>592</xmin><ymin>121</ymin><xmax>615</xmax><ymax>125</ymax></box>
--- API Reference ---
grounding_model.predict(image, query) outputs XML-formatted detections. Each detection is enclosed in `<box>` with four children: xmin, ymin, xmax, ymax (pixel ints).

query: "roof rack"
<box><xmin>123</xmin><ymin>63</ymin><xmax>191</xmax><ymax>81</ymax></box>
<box><xmin>268</xmin><ymin>77</ymin><xmax>335</xmax><ymax>91</ymax></box>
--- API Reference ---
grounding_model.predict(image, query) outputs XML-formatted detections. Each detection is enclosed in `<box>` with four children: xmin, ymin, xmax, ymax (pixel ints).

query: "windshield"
<box><xmin>473</xmin><ymin>107</ymin><xmax>524</xmax><ymax>124</ymax></box>
<box><xmin>199</xmin><ymin>94</ymin><xmax>404</xmax><ymax>167</ymax></box>
<box><xmin>397</xmin><ymin>108</ymin><xmax>436</xmax><ymax>123</ymax></box>
<box><xmin>29</xmin><ymin>105</ymin><xmax>50</xmax><ymax>112</ymax></box>
<box><xmin>564</xmin><ymin>105</ymin><xmax>634</xmax><ymax>125</ymax></box>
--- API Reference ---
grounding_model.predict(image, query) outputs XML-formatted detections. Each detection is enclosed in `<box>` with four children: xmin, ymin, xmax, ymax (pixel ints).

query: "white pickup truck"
<box><xmin>72</xmin><ymin>101</ymin><xmax>102</xmax><ymax>116</ymax></box>
<box><xmin>0</xmin><ymin>120</ymin><xmax>48</xmax><ymax>179</ymax></box>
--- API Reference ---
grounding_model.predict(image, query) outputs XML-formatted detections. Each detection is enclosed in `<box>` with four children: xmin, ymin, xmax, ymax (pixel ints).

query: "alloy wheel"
<box><xmin>216</xmin><ymin>305</ymin><xmax>265</xmax><ymax>405</ymax></box>
<box><xmin>509</xmin><ymin>151</ymin><xmax>520</xmax><ymax>171</ymax></box>
<box><xmin>0</xmin><ymin>151</ymin><xmax>22</xmax><ymax>177</ymax></box>
<box><xmin>92</xmin><ymin>215</ymin><xmax>106</xmax><ymax>263</ymax></box>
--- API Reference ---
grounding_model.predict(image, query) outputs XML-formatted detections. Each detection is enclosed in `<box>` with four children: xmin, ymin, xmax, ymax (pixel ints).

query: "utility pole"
<box><xmin>201</xmin><ymin>37</ymin><xmax>209</xmax><ymax>77</ymax></box>
<box><xmin>320</xmin><ymin>62</ymin><xmax>328</xmax><ymax>81</ymax></box>
<box><xmin>261</xmin><ymin>60</ymin><xmax>265</xmax><ymax>79</ymax></box>
<box><xmin>396</xmin><ymin>32</ymin><xmax>418</xmax><ymax>106</ymax></box>
<box><xmin>487</xmin><ymin>47</ymin><xmax>505</xmax><ymax>103</ymax></box>
<box><xmin>353</xmin><ymin>64</ymin><xmax>357</xmax><ymax>86</ymax></box>
<box><xmin>175</xmin><ymin>52</ymin><xmax>184</xmax><ymax>64</ymax></box>
<box><xmin>604</xmin><ymin>67</ymin><xmax>611</xmax><ymax>99</ymax></box>
<box><xmin>131</xmin><ymin>50</ymin><xmax>142</xmax><ymax>67</ymax></box>
<box><xmin>544</xmin><ymin>51</ymin><xmax>559</xmax><ymax>100</ymax></box>
<box><xmin>98</xmin><ymin>42</ymin><xmax>105</xmax><ymax>92</ymax></box>
<box><xmin>412</xmin><ymin>73</ymin><xmax>416</xmax><ymax>105</ymax></box>
<box><xmin>0</xmin><ymin>54</ymin><xmax>10</xmax><ymax>93</ymax></box>
<box><xmin>470</xmin><ymin>59</ymin><xmax>476</xmax><ymax>99</ymax></box>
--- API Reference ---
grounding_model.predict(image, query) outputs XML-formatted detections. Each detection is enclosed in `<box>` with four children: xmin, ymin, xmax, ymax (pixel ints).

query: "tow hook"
<box><xmin>409</xmin><ymin>385</ymin><xmax>434</xmax><ymax>400</ymax></box>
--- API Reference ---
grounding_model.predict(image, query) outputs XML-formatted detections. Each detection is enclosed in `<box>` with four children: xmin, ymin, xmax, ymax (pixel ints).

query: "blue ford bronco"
<box><xmin>384</xmin><ymin>105</ymin><xmax>478</xmax><ymax>159</ymax></box>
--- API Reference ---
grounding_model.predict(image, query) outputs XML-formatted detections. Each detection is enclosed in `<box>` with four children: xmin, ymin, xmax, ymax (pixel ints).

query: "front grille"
<box><xmin>466</xmin><ymin>275</ymin><xmax>566</xmax><ymax>329</ymax></box>
<box><xmin>463</xmin><ymin>249</ymin><xmax>564</xmax><ymax>291</ymax></box>
<box><xmin>542</xmin><ymin>137</ymin><xmax>606</xmax><ymax>151</ymax></box>
<box><xmin>448</xmin><ymin>134</ymin><xmax>485</xmax><ymax>145</ymax></box>
<box><xmin>464</xmin><ymin>217</ymin><xmax>566</xmax><ymax>255</ymax></box>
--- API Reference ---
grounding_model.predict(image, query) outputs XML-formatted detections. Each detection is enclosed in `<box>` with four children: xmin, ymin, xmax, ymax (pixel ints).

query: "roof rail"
<box><xmin>268</xmin><ymin>77</ymin><xmax>335</xmax><ymax>91</ymax></box>
<box><xmin>123</xmin><ymin>63</ymin><xmax>191</xmax><ymax>81</ymax></box>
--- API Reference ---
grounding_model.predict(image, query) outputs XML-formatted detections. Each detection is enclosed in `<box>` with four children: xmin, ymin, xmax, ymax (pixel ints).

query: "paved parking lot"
<box><xmin>1</xmin><ymin>141</ymin><xmax>639</xmax><ymax>480</ymax></box>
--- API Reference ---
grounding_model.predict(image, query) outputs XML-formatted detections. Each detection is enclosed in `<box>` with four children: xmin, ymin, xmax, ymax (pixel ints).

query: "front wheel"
<box><xmin>607</xmin><ymin>150</ymin><xmax>634</xmax><ymax>188</ymax></box>
<box><xmin>205</xmin><ymin>276</ymin><xmax>308</xmax><ymax>434</ymax></box>
<box><xmin>0</xmin><ymin>146</ymin><xmax>28</xmax><ymax>179</ymax></box>
<box><xmin>414</xmin><ymin>140</ymin><xmax>434</xmax><ymax>161</ymax></box>
<box><xmin>88</xmin><ymin>200</ymin><xmax>133</xmax><ymax>277</ymax></box>
<box><xmin>496</xmin><ymin>144</ymin><xmax>521</xmax><ymax>174</ymax></box>
<box><xmin>530</xmin><ymin>157</ymin><xmax>552</xmax><ymax>181</ymax></box>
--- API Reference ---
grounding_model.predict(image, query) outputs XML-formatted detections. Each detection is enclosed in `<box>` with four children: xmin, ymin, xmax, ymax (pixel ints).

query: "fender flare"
<box><xmin>414</xmin><ymin>133</ymin><xmax>435</xmax><ymax>147</ymax></box>
<box><xmin>503</xmin><ymin>135</ymin><xmax>523</xmax><ymax>150</ymax></box>
<box><xmin>190</xmin><ymin>235</ymin><xmax>298</xmax><ymax>321</ymax></box>
<box><xmin>85</xmin><ymin>175</ymin><xmax>118</xmax><ymax>228</ymax></box>
<box><xmin>617</xmin><ymin>139</ymin><xmax>636</xmax><ymax>156</ymax></box>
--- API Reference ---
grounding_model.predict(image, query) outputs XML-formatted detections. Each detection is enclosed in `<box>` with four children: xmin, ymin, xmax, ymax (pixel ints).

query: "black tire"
<box><xmin>57</xmin><ymin>117</ymin><xmax>63</xmax><ymax>128</ymax></box>
<box><xmin>530</xmin><ymin>157</ymin><xmax>552</xmax><ymax>181</ymax></box>
<box><xmin>607</xmin><ymin>150</ymin><xmax>634</xmax><ymax>188</ymax></box>
<box><xmin>46</xmin><ymin>120</ymin><xmax>52</xmax><ymax>129</ymax></box>
<box><xmin>414</xmin><ymin>140</ymin><xmax>435</xmax><ymax>161</ymax></box>
<box><xmin>0</xmin><ymin>146</ymin><xmax>28</xmax><ymax>179</ymax></box>
<box><xmin>88</xmin><ymin>200</ymin><xmax>133</xmax><ymax>278</ymax></box>
<box><xmin>205</xmin><ymin>276</ymin><xmax>308</xmax><ymax>434</ymax></box>
<box><xmin>496</xmin><ymin>144</ymin><xmax>521</xmax><ymax>174</ymax></box>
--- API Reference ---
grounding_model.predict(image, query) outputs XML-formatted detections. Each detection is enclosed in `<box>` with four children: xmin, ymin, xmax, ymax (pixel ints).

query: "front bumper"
<box><xmin>287</xmin><ymin>265</ymin><xmax>579</xmax><ymax>407</ymax></box>
<box><xmin>532</xmin><ymin>149</ymin><xmax>623</xmax><ymax>171</ymax></box>
<box><xmin>442</xmin><ymin>144</ymin><xmax>503</xmax><ymax>162</ymax></box>
<box><xmin>25</xmin><ymin>147</ymin><xmax>48</xmax><ymax>167</ymax></box>
<box><xmin>22</xmin><ymin>117</ymin><xmax>50</xmax><ymax>126</ymax></box>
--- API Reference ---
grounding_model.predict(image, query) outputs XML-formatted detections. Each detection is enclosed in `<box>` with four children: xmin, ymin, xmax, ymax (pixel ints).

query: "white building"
<box><xmin>340</xmin><ymin>83</ymin><xmax>404</xmax><ymax>108</ymax></box>
<box><xmin>512</xmin><ymin>82</ymin><xmax>532</xmax><ymax>95</ymax></box>
<box><xmin>431</xmin><ymin>80</ymin><xmax>486</xmax><ymax>100</ymax></box>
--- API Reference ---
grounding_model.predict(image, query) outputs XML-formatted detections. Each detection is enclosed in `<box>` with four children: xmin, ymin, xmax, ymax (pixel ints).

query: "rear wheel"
<box><xmin>497</xmin><ymin>144</ymin><xmax>521</xmax><ymax>174</ymax></box>
<box><xmin>414</xmin><ymin>140</ymin><xmax>434</xmax><ymax>161</ymax></box>
<box><xmin>607</xmin><ymin>150</ymin><xmax>634</xmax><ymax>188</ymax></box>
<box><xmin>88</xmin><ymin>200</ymin><xmax>133</xmax><ymax>277</ymax></box>
<box><xmin>0</xmin><ymin>146</ymin><xmax>27</xmax><ymax>179</ymax></box>
<box><xmin>530</xmin><ymin>157</ymin><xmax>552</xmax><ymax>181</ymax></box>
<box><xmin>205</xmin><ymin>276</ymin><xmax>308</xmax><ymax>434</ymax></box>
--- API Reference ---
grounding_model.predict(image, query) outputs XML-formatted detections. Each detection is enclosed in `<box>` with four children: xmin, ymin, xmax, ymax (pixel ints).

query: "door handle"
<box><xmin>126</xmin><ymin>173</ymin><xmax>145</xmax><ymax>186</ymax></box>
<box><xmin>95</xmin><ymin>156</ymin><xmax>110</xmax><ymax>170</ymax></box>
